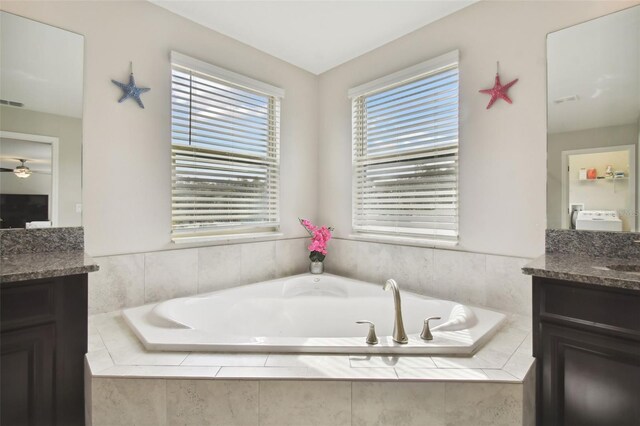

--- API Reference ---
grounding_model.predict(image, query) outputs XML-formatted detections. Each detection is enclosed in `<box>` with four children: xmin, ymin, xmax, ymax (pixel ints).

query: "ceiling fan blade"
<box><xmin>0</xmin><ymin>167</ymin><xmax>15</xmax><ymax>172</ymax></box>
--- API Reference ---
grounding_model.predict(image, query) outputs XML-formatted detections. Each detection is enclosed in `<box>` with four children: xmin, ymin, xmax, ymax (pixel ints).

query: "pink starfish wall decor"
<box><xmin>479</xmin><ymin>62</ymin><xmax>518</xmax><ymax>109</ymax></box>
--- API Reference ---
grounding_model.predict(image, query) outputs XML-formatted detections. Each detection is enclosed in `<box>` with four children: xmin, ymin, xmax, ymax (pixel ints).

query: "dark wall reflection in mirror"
<box><xmin>0</xmin><ymin>12</ymin><xmax>84</xmax><ymax>229</ymax></box>
<box><xmin>547</xmin><ymin>5</ymin><xmax>640</xmax><ymax>232</ymax></box>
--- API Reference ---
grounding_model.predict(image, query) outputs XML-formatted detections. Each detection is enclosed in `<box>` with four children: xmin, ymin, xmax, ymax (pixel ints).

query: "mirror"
<box><xmin>0</xmin><ymin>12</ymin><xmax>84</xmax><ymax>229</ymax></box>
<box><xmin>547</xmin><ymin>5</ymin><xmax>640</xmax><ymax>233</ymax></box>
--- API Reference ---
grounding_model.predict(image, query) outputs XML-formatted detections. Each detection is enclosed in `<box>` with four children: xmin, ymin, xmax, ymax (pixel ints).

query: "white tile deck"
<box><xmin>86</xmin><ymin>310</ymin><xmax>534</xmax><ymax>383</ymax></box>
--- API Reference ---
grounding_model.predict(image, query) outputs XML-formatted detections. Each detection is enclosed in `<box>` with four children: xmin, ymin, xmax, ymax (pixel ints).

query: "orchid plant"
<box><xmin>299</xmin><ymin>218</ymin><xmax>334</xmax><ymax>262</ymax></box>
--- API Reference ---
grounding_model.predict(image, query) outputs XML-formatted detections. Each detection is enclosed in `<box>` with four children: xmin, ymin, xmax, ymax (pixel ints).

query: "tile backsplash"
<box><xmin>324</xmin><ymin>239</ymin><xmax>532</xmax><ymax>316</ymax></box>
<box><xmin>88</xmin><ymin>239</ymin><xmax>309</xmax><ymax>314</ymax></box>
<box><xmin>89</xmin><ymin>237</ymin><xmax>532</xmax><ymax>316</ymax></box>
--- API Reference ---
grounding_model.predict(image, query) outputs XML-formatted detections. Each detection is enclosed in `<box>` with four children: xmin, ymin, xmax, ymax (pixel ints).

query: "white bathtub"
<box><xmin>123</xmin><ymin>274</ymin><xmax>507</xmax><ymax>355</ymax></box>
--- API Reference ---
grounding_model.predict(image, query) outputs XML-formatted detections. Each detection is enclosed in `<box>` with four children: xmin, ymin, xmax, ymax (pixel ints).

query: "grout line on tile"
<box><xmin>92</xmin><ymin>328</ymin><xmax>107</xmax><ymax>350</ymax></box>
<box><xmin>390</xmin><ymin>367</ymin><xmax>399</xmax><ymax>379</ymax></box>
<box><xmin>163</xmin><ymin>379</ymin><xmax>168</xmax><ymax>426</ymax></box>
<box><xmin>94</xmin><ymin>327</ymin><xmax>115</xmax><ymax>368</ymax></box>
<box><xmin>178</xmin><ymin>352</ymin><xmax>192</xmax><ymax>366</ymax></box>
<box><xmin>103</xmin><ymin>346</ymin><xmax>115</xmax><ymax>370</ymax></box>
<box><xmin>350</xmin><ymin>381</ymin><xmax>353</xmax><ymax>424</ymax></box>
<box><xmin>501</xmin><ymin>331</ymin><xmax>531</xmax><ymax>372</ymax></box>
<box><xmin>482</xmin><ymin>368</ymin><xmax>519</xmax><ymax>381</ymax></box>
<box><xmin>164</xmin><ymin>377</ymin><xmax>168</xmax><ymax>425</ymax></box>
<box><xmin>143</xmin><ymin>252</ymin><xmax>148</xmax><ymax>304</ymax></box>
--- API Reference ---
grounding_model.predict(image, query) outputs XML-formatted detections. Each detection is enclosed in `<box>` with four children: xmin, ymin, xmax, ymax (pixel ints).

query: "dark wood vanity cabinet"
<box><xmin>532</xmin><ymin>277</ymin><xmax>640</xmax><ymax>426</ymax></box>
<box><xmin>1</xmin><ymin>274</ymin><xmax>88</xmax><ymax>426</ymax></box>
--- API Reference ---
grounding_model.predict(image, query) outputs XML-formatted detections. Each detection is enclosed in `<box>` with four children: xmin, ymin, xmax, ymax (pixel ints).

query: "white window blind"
<box><xmin>351</xmin><ymin>51</ymin><xmax>459</xmax><ymax>241</ymax></box>
<box><xmin>170</xmin><ymin>52</ymin><xmax>282</xmax><ymax>240</ymax></box>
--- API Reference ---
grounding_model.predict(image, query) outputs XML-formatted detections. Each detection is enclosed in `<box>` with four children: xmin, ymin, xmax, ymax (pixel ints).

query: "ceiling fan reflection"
<box><xmin>0</xmin><ymin>159</ymin><xmax>51</xmax><ymax>178</ymax></box>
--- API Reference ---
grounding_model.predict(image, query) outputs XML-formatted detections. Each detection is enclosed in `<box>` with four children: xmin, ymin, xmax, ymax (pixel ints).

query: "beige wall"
<box><xmin>1</xmin><ymin>106</ymin><xmax>83</xmax><ymax>226</ymax></box>
<box><xmin>547</xmin><ymin>123</ymin><xmax>639</xmax><ymax>229</ymax></box>
<box><xmin>317</xmin><ymin>0</ymin><xmax>639</xmax><ymax>258</ymax></box>
<box><xmin>0</xmin><ymin>0</ymin><xmax>318</xmax><ymax>256</ymax></box>
<box><xmin>1</xmin><ymin>172</ymin><xmax>51</xmax><ymax>196</ymax></box>
<box><xmin>3</xmin><ymin>1</ymin><xmax>638</xmax><ymax>259</ymax></box>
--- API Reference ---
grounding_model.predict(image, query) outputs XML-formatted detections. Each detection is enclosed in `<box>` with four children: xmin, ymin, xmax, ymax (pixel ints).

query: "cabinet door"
<box><xmin>541</xmin><ymin>323</ymin><xmax>640</xmax><ymax>426</ymax></box>
<box><xmin>1</xmin><ymin>323</ymin><xmax>56</xmax><ymax>426</ymax></box>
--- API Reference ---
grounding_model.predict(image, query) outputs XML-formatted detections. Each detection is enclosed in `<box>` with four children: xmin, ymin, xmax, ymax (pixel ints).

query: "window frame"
<box><xmin>170</xmin><ymin>52</ymin><xmax>284</xmax><ymax>243</ymax></box>
<box><xmin>349</xmin><ymin>50</ymin><xmax>460</xmax><ymax>244</ymax></box>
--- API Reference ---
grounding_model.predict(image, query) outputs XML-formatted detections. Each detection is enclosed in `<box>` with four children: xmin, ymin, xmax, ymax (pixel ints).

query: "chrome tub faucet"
<box><xmin>383</xmin><ymin>279</ymin><xmax>408</xmax><ymax>344</ymax></box>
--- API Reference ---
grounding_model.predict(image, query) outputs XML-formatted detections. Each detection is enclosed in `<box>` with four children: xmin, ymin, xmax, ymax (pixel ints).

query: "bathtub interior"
<box><xmin>123</xmin><ymin>274</ymin><xmax>507</xmax><ymax>355</ymax></box>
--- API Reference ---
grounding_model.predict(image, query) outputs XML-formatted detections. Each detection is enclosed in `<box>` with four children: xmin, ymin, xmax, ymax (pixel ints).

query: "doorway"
<box><xmin>561</xmin><ymin>145</ymin><xmax>636</xmax><ymax>231</ymax></box>
<box><xmin>0</xmin><ymin>131</ymin><xmax>59</xmax><ymax>227</ymax></box>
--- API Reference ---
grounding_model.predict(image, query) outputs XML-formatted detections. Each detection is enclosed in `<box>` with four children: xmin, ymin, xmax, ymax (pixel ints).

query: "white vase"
<box><xmin>310</xmin><ymin>261</ymin><xmax>324</xmax><ymax>274</ymax></box>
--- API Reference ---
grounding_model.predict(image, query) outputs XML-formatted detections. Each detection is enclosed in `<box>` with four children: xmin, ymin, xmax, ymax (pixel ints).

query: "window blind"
<box><xmin>351</xmin><ymin>52</ymin><xmax>459</xmax><ymax>241</ymax></box>
<box><xmin>170</xmin><ymin>53</ymin><xmax>282</xmax><ymax>239</ymax></box>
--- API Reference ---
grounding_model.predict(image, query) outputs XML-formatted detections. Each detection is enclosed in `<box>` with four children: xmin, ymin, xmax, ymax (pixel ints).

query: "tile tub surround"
<box><xmin>0</xmin><ymin>226</ymin><xmax>84</xmax><ymax>255</ymax></box>
<box><xmin>87</xmin><ymin>311</ymin><xmax>533</xmax><ymax>379</ymax></box>
<box><xmin>89</xmin><ymin>237</ymin><xmax>532</xmax><ymax>315</ymax></box>
<box><xmin>88</xmin><ymin>238</ymin><xmax>310</xmax><ymax>314</ymax></box>
<box><xmin>545</xmin><ymin>229</ymin><xmax>640</xmax><ymax>259</ymax></box>
<box><xmin>324</xmin><ymin>238</ymin><xmax>533</xmax><ymax>316</ymax></box>
<box><xmin>90</xmin><ymin>377</ymin><xmax>534</xmax><ymax>426</ymax></box>
<box><xmin>86</xmin><ymin>312</ymin><xmax>534</xmax><ymax>425</ymax></box>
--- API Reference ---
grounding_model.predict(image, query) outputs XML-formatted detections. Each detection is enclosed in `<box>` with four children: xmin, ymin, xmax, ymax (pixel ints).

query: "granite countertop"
<box><xmin>522</xmin><ymin>253</ymin><xmax>640</xmax><ymax>292</ymax></box>
<box><xmin>1</xmin><ymin>250</ymin><xmax>99</xmax><ymax>283</ymax></box>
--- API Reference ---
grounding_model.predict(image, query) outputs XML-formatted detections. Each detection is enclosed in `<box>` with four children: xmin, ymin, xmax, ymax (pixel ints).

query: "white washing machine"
<box><xmin>575</xmin><ymin>210</ymin><xmax>623</xmax><ymax>232</ymax></box>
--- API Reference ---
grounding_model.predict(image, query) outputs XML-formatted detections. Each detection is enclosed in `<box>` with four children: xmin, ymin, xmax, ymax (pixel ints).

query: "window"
<box><xmin>170</xmin><ymin>52</ymin><xmax>283</xmax><ymax>241</ymax></box>
<box><xmin>350</xmin><ymin>51</ymin><xmax>459</xmax><ymax>242</ymax></box>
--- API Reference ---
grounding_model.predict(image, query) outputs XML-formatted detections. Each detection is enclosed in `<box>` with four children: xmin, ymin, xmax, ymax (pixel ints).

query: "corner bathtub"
<box><xmin>123</xmin><ymin>274</ymin><xmax>507</xmax><ymax>355</ymax></box>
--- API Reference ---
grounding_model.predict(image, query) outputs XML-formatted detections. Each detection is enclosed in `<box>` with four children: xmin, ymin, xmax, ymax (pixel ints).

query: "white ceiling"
<box><xmin>150</xmin><ymin>0</ymin><xmax>477</xmax><ymax>74</ymax></box>
<box><xmin>0</xmin><ymin>12</ymin><xmax>84</xmax><ymax>118</ymax></box>
<box><xmin>0</xmin><ymin>138</ymin><xmax>52</xmax><ymax>173</ymax></box>
<box><xmin>547</xmin><ymin>6</ymin><xmax>640</xmax><ymax>134</ymax></box>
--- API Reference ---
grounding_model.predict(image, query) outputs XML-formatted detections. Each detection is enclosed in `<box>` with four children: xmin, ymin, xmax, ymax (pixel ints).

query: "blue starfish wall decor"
<box><xmin>111</xmin><ymin>63</ymin><xmax>150</xmax><ymax>109</ymax></box>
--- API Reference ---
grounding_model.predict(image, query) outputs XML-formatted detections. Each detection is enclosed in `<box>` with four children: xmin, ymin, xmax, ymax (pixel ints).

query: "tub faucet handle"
<box><xmin>356</xmin><ymin>320</ymin><xmax>379</xmax><ymax>345</ymax></box>
<box><xmin>420</xmin><ymin>316</ymin><xmax>442</xmax><ymax>341</ymax></box>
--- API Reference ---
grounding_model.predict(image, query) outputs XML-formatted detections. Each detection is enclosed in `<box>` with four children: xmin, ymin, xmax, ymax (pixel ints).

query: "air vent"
<box><xmin>553</xmin><ymin>95</ymin><xmax>579</xmax><ymax>104</ymax></box>
<box><xmin>0</xmin><ymin>99</ymin><xmax>24</xmax><ymax>107</ymax></box>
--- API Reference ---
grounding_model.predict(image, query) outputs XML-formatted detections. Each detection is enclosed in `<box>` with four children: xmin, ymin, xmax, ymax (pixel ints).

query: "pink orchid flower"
<box><xmin>299</xmin><ymin>218</ymin><xmax>334</xmax><ymax>262</ymax></box>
